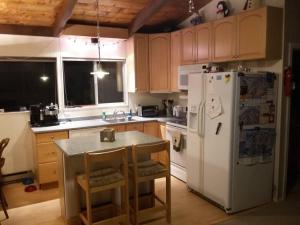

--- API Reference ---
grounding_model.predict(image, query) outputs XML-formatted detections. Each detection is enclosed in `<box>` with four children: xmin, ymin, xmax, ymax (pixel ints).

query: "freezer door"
<box><xmin>230</xmin><ymin>72</ymin><xmax>276</xmax><ymax>213</ymax></box>
<box><xmin>186</xmin><ymin>73</ymin><xmax>205</xmax><ymax>193</ymax></box>
<box><xmin>203</xmin><ymin>72</ymin><xmax>236</xmax><ymax>210</ymax></box>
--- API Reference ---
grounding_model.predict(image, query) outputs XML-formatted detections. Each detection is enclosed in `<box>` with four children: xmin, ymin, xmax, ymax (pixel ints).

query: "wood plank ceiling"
<box><xmin>0</xmin><ymin>0</ymin><xmax>211</xmax><ymax>37</ymax></box>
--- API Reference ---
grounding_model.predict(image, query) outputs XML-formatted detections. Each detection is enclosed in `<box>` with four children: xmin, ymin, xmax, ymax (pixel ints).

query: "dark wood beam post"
<box><xmin>53</xmin><ymin>0</ymin><xmax>78</xmax><ymax>37</ymax></box>
<box><xmin>129</xmin><ymin>0</ymin><xmax>171</xmax><ymax>36</ymax></box>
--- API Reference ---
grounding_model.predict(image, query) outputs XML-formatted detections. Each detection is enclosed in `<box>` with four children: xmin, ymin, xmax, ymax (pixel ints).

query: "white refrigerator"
<box><xmin>187</xmin><ymin>72</ymin><xmax>277</xmax><ymax>213</ymax></box>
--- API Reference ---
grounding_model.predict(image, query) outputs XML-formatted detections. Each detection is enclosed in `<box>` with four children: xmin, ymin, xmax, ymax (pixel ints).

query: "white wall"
<box><xmin>0</xmin><ymin>112</ymin><xmax>33</xmax><ymax>175</ymax></box>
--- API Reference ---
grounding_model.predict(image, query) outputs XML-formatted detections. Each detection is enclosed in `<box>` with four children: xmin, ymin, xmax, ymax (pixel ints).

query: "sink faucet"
<box><xmin>113</xmin><ymin>110</ymin><xmax>126</xmax><ymax>120</ymax></box>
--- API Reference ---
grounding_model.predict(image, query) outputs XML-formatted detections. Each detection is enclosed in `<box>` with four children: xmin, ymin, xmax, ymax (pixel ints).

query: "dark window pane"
<box><xmin>0</xmin><ymin>61</ymin><xmax>57</xmax><ymax>112</ymax></box>
<box><xmin>97</xmin><ymin>62</ymin><xmax>124</xmax><ymax>104</ymax></box>
<box><xmin>63</xmin><ymin>61</ymin><xmax>95</xmax><ymax>107</ymax></box>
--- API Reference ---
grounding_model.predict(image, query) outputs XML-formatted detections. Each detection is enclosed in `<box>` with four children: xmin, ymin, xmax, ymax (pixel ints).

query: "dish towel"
<box><xmin>172</xmin><ymin>131</ymin><xmax>182</xmax><ymax>152</ymax></box>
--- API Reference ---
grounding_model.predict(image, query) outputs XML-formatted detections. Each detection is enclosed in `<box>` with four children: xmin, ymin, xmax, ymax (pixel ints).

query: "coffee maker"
<box><xmin>30</xmin><ymin>103</ymin><xmax>59</xmax><ymax>127</ymax></box>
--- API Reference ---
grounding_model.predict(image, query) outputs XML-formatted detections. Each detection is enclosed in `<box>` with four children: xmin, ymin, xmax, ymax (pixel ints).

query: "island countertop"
<box><xmin>55</xmin><ymin>130</ymin><xmax>164</xmax><ymax>156</ymax></box>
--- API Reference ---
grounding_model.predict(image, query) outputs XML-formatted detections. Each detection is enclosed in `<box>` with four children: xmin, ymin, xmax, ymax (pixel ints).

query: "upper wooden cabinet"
<box><xmin>236</xmin><ymin>7</ymin><xmax>282</xmax><ymax>60</ymax></box>
<box><xmin>195</xmin><ymin>23</ymin><xmax>212</xmax><ymax>63</ymax></box>
<box><xmin>170</xmin><ymin>30</ymin><xmax>181</xmax><ymax>92</ymax></box>
<box><xmin>126</xmin><ymin>34</ymin><xmax>149</xmax><ymax>92</ymax></box>
<box><xmin>212</xmin><ymin>16</ymin><xmax>236</xmax><ymax>62</ymax></box>
<box><xmin>212</xmin><ymin>6</ymin><xmax>282</xmax><ymax>62</ymax></box>
<box><xmin>181</xmin><ymin>27</ymin><xmax>196</xmax><ymax>65</ymax></box>
<box><xmin>149</xmin><ymin>33</ymin><xmax>171</xmax><ymax>93</ymax></box>
<box><xmin>181</xmin><ymin>23</ymin><xmax>212</xmax><ymax>64</ymax></box>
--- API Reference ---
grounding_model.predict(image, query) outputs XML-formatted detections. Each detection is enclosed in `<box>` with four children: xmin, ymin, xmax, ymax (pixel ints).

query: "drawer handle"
<box><xmin>50</xmin><ymin>136</ymin><xmax>54</xmax><ymax>139</ymax></box>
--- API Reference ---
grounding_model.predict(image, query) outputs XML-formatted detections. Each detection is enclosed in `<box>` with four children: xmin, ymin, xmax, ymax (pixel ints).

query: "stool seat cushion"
<box><xmin>136</xmin><ymin>160</ymin><xmax>167</xmax><ymax>177</ymax></box>
<box><xmin>79</xmin><ymin>168</ymin><xmax>124</xmax><ymax>187</ymax></box>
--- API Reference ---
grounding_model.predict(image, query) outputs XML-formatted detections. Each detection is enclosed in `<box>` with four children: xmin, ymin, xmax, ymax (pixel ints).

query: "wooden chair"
<box><xmin>0</xmin><ymin>138</ymin><xmax>9</xmax><ymax>220</ymax></box>
<box><xmin>0</xmin><ymin>158</ymin><xmax>8</xmax><ymax>219</ymax></box>
<box><xmin>0</xmin><ymin>138</ymin><xmax>9</xmax><ymax>158</ymax></box>
<box><xmin>130</xmin><ymin>141</ymin><xmax>171</xmax><ymax>225</ymax></box>
<box><xmin>76</xmin><ymin>148</ymin><xmax>129</xmax><ymax>225</ymax></box>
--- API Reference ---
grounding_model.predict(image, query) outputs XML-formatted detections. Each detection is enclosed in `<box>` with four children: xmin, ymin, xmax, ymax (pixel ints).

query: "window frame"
<box><xmin>61</xmin><ymin>58</ymin><xmax>128</xmax><ymax>112</ymax></box>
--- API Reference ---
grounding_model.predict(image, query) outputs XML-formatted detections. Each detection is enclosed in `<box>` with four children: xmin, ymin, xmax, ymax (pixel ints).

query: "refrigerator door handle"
<box><xmin>200</xmin><ymin>100</ymin><xmax>206</xmax><ymax>137</ymax></box>
<box><xmin>197</xmin><ymin>100</ymin><xmax>203</xmax><ymax>137</ymax></box>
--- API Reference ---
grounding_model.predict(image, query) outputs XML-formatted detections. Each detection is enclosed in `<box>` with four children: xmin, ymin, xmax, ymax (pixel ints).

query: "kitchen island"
<box><xmin>55</xmin><ymin>131</ymin><xmax>164</xmax><ymax>225</ymax></box>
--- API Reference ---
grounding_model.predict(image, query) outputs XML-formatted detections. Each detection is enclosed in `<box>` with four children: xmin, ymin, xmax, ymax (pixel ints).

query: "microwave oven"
<box><xmin>178</xmin><ymin>64</ymin><xmax>209</xmax><ymax>90</ymax></box>
<box><xmin>137</xmin><ymin>105</ymin><xmax>159</xmax><ymax>117</ymax></box>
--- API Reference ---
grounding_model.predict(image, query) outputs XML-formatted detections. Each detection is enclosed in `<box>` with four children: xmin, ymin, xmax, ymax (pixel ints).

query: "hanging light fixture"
<box><xmin>90</xmin><ymin>0</ymin><xmax>109</xmax><ymax>79</ymax></box>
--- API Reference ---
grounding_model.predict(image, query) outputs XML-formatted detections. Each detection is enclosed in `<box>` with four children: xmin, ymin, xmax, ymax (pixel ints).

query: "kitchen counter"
<box><xmin>31</xmin><ymin>116</ymin><xmax>187</xmax><ymax>133</ymax></box>
<box><xmin>55</xmin><ymin>130</ymin><xmax>163</xmax><ymax>157</ymax></box>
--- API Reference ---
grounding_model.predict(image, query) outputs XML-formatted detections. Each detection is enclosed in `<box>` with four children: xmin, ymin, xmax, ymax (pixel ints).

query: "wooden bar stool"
<box><xmin>76</xmin><ymin>148</ymin><xmax>129</xmax><ymax>225</ymax></box>
<box><xmin>130</xmin><ymin>141</ymin><xmax>171</xmax><ymax>225</ymax></box>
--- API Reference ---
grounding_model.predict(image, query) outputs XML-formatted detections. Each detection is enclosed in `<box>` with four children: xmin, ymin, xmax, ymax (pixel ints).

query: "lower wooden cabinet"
<box><xmin>38</xmin><ymin>162</ymin><xmax>58</xmax><ymax>184</ymax></box>
<box><xmin>37</xmin><ymin>143</ymin><xmax>58</xmax><ymax>163</ymax></box>
<box><xmin>125</xmin><ymin>123</ymin><xmax>144</xmax><ymax>132</ymax></box>
<box><xmin>158</xmin><ymin>123</ymin><xmax>167</xmax><ymax>165</ymax></box>
<box><xmin>33</xmin><ymin>131</ymin><xmax>68</xmax><ymax>187</ymax></box>
<box><xmin>109</xmin><ymin>124</ymin><xmax>126</xmax><ymax>132</ymax></box>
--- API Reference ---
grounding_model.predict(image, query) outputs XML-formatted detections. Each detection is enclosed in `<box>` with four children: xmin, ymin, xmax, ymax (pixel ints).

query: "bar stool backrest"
<box><xmin>84</xmin><ymin>148</ymin><xmax>128</xmax><ymax>188</ymax></box>
<box><xmin>132</xmin><ymin>141</ymin><xmax>170</xmax><ymax>167</ymax></box>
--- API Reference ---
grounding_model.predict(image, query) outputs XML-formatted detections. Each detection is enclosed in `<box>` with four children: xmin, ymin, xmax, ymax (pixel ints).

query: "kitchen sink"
<box><xmin>103</xmin><ymin>118</ymin><xmax>136</xmax><ymax>123</ymax></box>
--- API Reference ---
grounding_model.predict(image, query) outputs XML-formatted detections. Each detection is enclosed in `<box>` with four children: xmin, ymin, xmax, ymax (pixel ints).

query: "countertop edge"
<box><xmin>30</xmin><ymin>117</ymin><xmax>179</xmax><ymax>134</ymax></box>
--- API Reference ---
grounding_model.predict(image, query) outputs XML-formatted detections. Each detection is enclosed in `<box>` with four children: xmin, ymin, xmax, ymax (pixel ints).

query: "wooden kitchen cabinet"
<box><xmin>236</xmin><ymin>7</ymin><xmax>282</xmax><ymax>60</ymax></box>
<box><xmin>211</xmin><ymin>7</ymin><xmax>282</xmax><ymax>62</ymax></box>
<box><xmin>181</xmin><ymin>26</ymin><xmax>196</xmax><ymax>65</ymax></box>
<box><xmin>212</xmin><ymin>16</ymin><xmax>236</xmax><ymax>62</ymax></box>
<box><xmin>125</xmin><ymin>122</ymin><xmax>144</xmax><ymax>132</ymax></box>
<box><xmin>144</xmin><ymin>122</ymin><xmax>159</xmax><ymax>160</ymax></box>
<box><xmin>196</xmin><ymin>23</ymin><xmax>212</xmax><ymax>63</ymax></box>
<box><xmin>170</xmin><ymin>30</ymin><xmax>181</xmax><ymax>92</ymax></box>
<box><xmin>126</xmin><ymin>34</ymin><xmax>149</xmax><ymax>92</ymax></box>
<box><xmin>33</xmin><ymin>131</ymin><xmax>68</xmax><ymax>187</ymax></box>
<box><xmin>109</xmin><ymin>124</ymin><xmax>126</xmax><ymax>132</ymax></box>
<box><xmin>143</xmin><ymin>122</ymin><xmax>159</xmax><ymax>137</ymax></box>
<box><xmin>158</xmin><ymin>122</ymin><xmax>167</xmax><ymax>165</ymax></box>
<box><xmin>149</xmin><ymin>33</ymin><xmax>171</xmax><ymax>93</ymax></box>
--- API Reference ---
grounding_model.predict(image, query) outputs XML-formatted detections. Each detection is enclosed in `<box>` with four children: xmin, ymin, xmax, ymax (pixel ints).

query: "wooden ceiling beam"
<box><xmin>62</xmin><ymin>24</ymin><xmax>129</xmax><ymax>39</ymax></box>
<box><xmin>128</xmin><ymin>0</ymin><xmax>171</xmax><ymax>36</ymax></box>
<box><xmin>0</xmin><ymin>24</ymin><xmax>52</xmax><ymax>37</ymax></box>
<box><xmin>53</xmin><ymin>0</ymin><xmax>78</xmax><ymax>37</ymax></box>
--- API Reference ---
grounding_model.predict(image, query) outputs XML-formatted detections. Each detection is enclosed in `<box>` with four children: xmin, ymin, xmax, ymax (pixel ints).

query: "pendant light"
<box><xmin>90</xmin><ymin>0</ymin><xmax>109</xmax><ymax>79</ymax></box>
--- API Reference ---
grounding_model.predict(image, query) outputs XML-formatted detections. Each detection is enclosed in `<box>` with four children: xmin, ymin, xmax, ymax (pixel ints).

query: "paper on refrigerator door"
<box><xmin>206</xmin><ymin>93</ymin><xmax>222</xmax><ymax>119</ymax></box>
<box><xmin>238</xmin><ymin>128</ymin><xmax>276</xmax><ymax>165</ymax></box>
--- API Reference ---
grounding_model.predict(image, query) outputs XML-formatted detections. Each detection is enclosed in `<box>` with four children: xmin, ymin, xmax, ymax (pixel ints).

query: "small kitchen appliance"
<box><xmin>178</xmin><ymin>64</ymin><xmax>209</xmax><ymax>90</ymax></box>
<box><xmin>137</xmin><ymin>105</ymin><xmax>159</xmax><ymax>117</ymax></box>
<box><xmin>30</xmin><ymin>103</ymin><xmax>59</xmax><ymax>127</ymax></box>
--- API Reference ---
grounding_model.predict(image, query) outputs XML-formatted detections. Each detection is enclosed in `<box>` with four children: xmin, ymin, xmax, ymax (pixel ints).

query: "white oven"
<box><xmin>178</xmin><ymin>64</ymin><xmax>209</xmax><ymax>90</ymax></box>
<box><xmin>166</xmin><ymin>124</ymin><xmax>187</xmax><ymax>182</ymax></box>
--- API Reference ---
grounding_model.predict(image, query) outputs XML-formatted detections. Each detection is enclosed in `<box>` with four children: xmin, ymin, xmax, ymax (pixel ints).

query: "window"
<box><xmin>97</xmin><ymin>61</ymin><xmax>124</xmax><ymax>104</ymax></box>
<box><xmin>63</xmin><ymin>61</ymin><xmax>95</xmax><ymax>106</ymax></box>
<box><xmin>0</xmin><ymin>60</ymin><xmax>57</xmax><ymax>112</ymax></box>
<box><xmin>63</xmin><ymin>60</ymin><xmax>125</xmax><ymax>107</ymax></box>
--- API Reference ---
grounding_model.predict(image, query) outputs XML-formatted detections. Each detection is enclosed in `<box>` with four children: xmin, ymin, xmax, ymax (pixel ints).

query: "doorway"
<box><xmin>286</xmin><ymin>49</ymin><xmax>300</xmax><ymax>194</ymax></box>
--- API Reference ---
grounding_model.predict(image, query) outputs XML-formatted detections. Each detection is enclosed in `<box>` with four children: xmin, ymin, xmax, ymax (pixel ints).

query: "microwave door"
<box><xmin>179</xmin><ymin>73</ymin><xmax>188</xmax><ymax>90</ymax></box>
